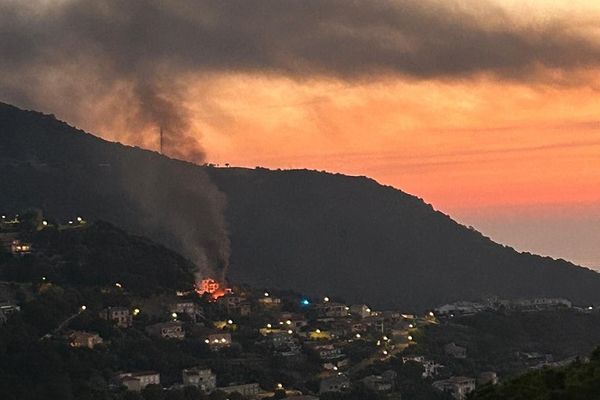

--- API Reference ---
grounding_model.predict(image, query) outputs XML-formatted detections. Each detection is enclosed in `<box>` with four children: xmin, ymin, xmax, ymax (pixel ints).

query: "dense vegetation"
<box><xmin>1</xmin><ymin>220</ymin><xmax>195</xmax><ymax>294</ymax></box>
<box><xmin>410</xmin><ymin>311</ymin><xmax>600</xmax><ymax>378</ymax></box>
<box><xmin>472</xmin><ymin>349</ymin><xmax>600</xmax><ymax>400</ymax></box>
<box><xmin>3</xmin><ymin>101</ymin><xmax>600</xmax><ymax>310</ymax></box>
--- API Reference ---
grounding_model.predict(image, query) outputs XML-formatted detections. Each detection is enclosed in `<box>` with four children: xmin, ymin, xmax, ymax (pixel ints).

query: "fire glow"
<box><xmin>195</xmin><ymin>278</ymin><xmax>232</xmax><ymax>301</ymax></box>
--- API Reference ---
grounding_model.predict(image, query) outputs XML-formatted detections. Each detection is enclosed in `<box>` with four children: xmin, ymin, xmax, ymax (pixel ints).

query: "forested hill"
<box><xmin>2</xmin><ymin>101</ymin><xmax>600</xmax><ymax>310</ymax></box>
<box><xmin>207</xmin><ymin>167</ymin><xmax>600</xmax><ymax>309</ymax></box>
<box><xmin>0</xmin><ymin>218</ymin><xmax>196</xmax><ymax>295</ymax></box>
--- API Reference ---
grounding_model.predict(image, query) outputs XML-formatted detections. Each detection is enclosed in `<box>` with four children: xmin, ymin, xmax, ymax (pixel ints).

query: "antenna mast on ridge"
<box><xmin>159</xmin><ymin>126</ymin><xmax>164</xmax><ymax>154</ymax></box>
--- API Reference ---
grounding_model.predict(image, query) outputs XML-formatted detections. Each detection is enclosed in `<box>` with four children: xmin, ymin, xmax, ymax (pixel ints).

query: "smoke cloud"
<box><xmin>1</xmin><ymin>0</ymin><xmax>600</xmax><ymax>159</ymax></box>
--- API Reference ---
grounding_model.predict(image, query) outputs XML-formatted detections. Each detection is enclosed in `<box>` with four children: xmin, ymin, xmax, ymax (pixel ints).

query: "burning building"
<box><xmin>195</xmin><ymin>278</ymin><xmax>232</xmax><ymax>301</ymax></box>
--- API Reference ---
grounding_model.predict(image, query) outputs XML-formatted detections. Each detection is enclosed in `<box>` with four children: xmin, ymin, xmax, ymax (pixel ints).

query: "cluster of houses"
<box><xmin>1</xmin><ymin>213</ymin><xmax>595</xmax><ymax>399</ymax></box>
<box><xmin>434</xmin><ymin>297</ymin><xmax>576</xmax><ymax>317</ymax></box>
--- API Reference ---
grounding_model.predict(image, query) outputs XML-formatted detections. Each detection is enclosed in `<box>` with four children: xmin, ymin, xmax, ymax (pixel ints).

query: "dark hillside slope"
<box><xmin>2</xmin><ymin>102</ymin><xmax>600</xmax><ymax>310</ymax></box>
<box><xmin>208</xmin><ymin>167</ymin><xmax>600</xmax><ymax>309</ymax></box>
<box><xmin>0</xmin><ymin>102</ymin><xmax>228</xmax><ymax>276</ymax></box>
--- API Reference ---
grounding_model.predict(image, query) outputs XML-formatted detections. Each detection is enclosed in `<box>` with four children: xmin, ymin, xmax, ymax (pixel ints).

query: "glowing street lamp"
<box><xmin>323</xmin><ymin>297</ymin><xmax>330</xmax><ymax>303</ymax></box>
<box><xmin>133</xmin><ymin>308</ymin><xmax>140</xmax><ymax>316</ymax></box>
<box><xmin>408</xmin><ymin>335</ymin><xmax>413</xmax><ymax>341</ymax></box>
<box><xmin>80</xmin><ymin>305</ymin><xmax>87</xmax><ymax>311</ymax></box>
<box><xmin>355</xmin><ymin>333</ymin><xmax>361</xmax><ymax>339</ymax></box>
<box><xmin>264</xmin><ymin>292</ymin><xmax>270</xmax><ymax>297</ymax></box>
<box><xmin>227</xmin><ymin>319</ymin><xmax>233</xmax><ymax>324</ymax></box>
<box><xmin>171</xmin><ymin>312</ymin><xmax>178</xmax><ymax>319</ymax></box>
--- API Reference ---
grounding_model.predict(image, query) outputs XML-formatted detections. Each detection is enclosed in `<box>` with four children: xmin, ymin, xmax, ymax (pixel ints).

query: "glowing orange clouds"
<box><xmin>174</xmin><ymin>73</ymin><xmax>600</xmax><ymax>213</ymax></box>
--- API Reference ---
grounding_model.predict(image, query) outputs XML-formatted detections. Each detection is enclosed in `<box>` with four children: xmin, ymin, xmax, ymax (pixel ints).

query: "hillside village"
<box><xmin>1</xmin><ymin>212</ymin><xmax>600</xmax><ymax>400</ymax></box>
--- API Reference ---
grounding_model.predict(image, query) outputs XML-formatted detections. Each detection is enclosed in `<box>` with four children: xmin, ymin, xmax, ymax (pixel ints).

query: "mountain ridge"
<box><xmin>1</xmin><ymin>101</ymin><xmax>600</xmax><ymax>310</ymax></box>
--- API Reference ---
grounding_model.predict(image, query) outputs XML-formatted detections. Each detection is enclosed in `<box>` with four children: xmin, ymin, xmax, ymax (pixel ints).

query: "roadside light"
<box><xmin>345</xmin><ymin>306</ymin><xmax>350</xmax><ymax>311</ymax></box>
<box><xmin>221</xmin><ymin>338</ymin><xmax>227</xmax><ymax>343</ymax></box>
<box><xmin>76</xmin><ymin>217</ymin><xmax>82</xmax><ymax>222</ymax></box>
<box><xmin>355</xmin><ymin>334</ymin><xmax>361</xmax><ymax>339</ymax></box>
<box><xmin>366</xmin><ymin>308</ymin><xmax>371</xmax><ymax>313</ymax></box>
<box><xmin>133</xmin><ymin>308</ymin><xmax>140</xmax><ymax>316</ymax></box>
<box><xmin>115</xmin><ymin>282</ymin><xmax>122</xmax><ymax>288</ymax></box>
<box><xmin>80</xmin><ymin>305</ymin><xmax>87</xmax><ymax>311</ymax></box>
<box><xmin>264</xmin><ymin>292</ymin><xmax>270</xmax><ymax>297</ymax></box>
<box><xmin>171</xmin><ymin>312</ymin><xmax>178</xmax><ymax>319</ymax></box>
<box><xmin>286</xmin><ymin>320</ymin><xmax>292</xmax><ymax>325</ymax></box>
<box><xmin>204</xmin><ymin>339</ymin><xmax>210</xmax><ymax>344</ymax></box>
<box><xmin>316</xmin><ymin>329</ymin><xmax>321</xmax><ymax>333</ymax></box>
<box><xmin>276</xmin><ymin>383</ymin><xmax>283</xmax><ymax>389</ymax></box>
<box><xmin>301</xmin><ymin>299</ymin><xmax>310</xmax><ymax>306</ymax></box>
<box><xmin>323</xmin><ymin>297</ymin><xmax>330</xmax><ymax>302</ymax></box>
<box><xmin>377</xmin><ymin>340</ymin><xmax>381</xmax><ymax>346</ymax></box>
<box><xmin>409</xmin><ymin>324</ymin><xmax>414</xmax><ymax>328</ymax></box>
<box><xmin>408</xmin><ymin>335</ymin><xmax>413</xmax><ymax>341</ymax></box>
<box><xmin>333</xmin><ymin>366</ymin><xmax>338</xmax><ymax>371</ymax></box>
<box><xmin>383</xmin><ymin>350</ymin><xmax>388</xmax><ymax>355</ymax></box>
<box><xmin>42</xmin><ymin>276</ymin><xmax>46</xmax><ymax>281</ymax></box>
<box><xmin>267</xmin><ymin>323</ymin><xmax>272</xmax><ymax>328</ymax></box>
<box><xmin>383</xmin><ymin>336</ymin><xmax>389</xmax><ymax>341</ymax></box>
<box><xmin>227</xmin><ymin>319</ymin><xmax>233</xmax><ymax>324</ymax></box>
<box><xmin>42</xmin><ymin>220</ymin><xmax>48</xmax><ymax>226</ymax></box>
<box><xmin>288</xmin><ymin>330</ymin><xmax>293</xmax><ymax>334</ymax></box>
<box><xmin>68</xmin><ymin>220</ymin><xmax>73</xmax><ymax>224</ymax></box>
<box><xmin>279</xmin><ymin>321</ymin><xmax>284</xmax><ymax>325</ymax></box>
<box><xmin>429</xmin><ymin>311</ymin><xmax>435</xmax><ymax>317</ymax></box>
<box><xmin>588</xmin><ymin>306</ymin><xmax>594</xmax><ymax>310</ymax></box>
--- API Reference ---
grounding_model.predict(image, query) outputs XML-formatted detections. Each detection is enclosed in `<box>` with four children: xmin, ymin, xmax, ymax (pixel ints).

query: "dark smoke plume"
<box><xmin>1</xmin><ymin>0</ymin><xmax>600</xmax><ymax>154</ymax></box>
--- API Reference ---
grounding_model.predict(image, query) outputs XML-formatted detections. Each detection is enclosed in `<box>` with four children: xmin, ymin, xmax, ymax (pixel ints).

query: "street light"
<box><xmin>80</xmin><ymin>305</ymin><xmax>87</xmax><ymax>311</ymax></box>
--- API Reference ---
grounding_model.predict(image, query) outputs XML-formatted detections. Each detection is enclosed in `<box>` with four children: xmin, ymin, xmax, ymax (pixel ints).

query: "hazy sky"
<box><xmin>1</xmin><ymin>0</ymin><xmax>599</xmax><ymax>268</ymax></box>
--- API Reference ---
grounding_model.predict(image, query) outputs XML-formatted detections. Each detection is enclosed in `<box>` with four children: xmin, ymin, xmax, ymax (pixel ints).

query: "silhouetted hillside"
<box><xmin>2</xmin><ymin>102</ymin><xmax>600</xmax><ymax>310</ymax></box>
<box><xmin>0</xmin><ymin>220</ymin><xmax>196</xmax><ymax>295</ymax></box>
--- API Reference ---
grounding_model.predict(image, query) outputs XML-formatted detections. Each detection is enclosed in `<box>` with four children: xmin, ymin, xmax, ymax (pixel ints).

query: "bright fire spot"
<box><xmin>195</xmin><ymin>278</ymin><xmax>232</xmax><ymax>301</ymax></box>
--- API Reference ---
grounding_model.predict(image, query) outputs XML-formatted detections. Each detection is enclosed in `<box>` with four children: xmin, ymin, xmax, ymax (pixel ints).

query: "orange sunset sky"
<box><xmin>1</xmin><ymin>0</ymin><xmax>600</xmax><ymax>267</ymax></box>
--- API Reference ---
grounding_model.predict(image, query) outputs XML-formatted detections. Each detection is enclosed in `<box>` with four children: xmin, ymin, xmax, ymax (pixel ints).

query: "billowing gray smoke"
<box><xmin>115</xmin><ymin>151</ymin><xmax>230</xmax><ymax>282</ymax></box>
<box><xmin>1</xmin><ymin>0</ymin><xmax>600</xmax><ymax>153</ymax></box>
